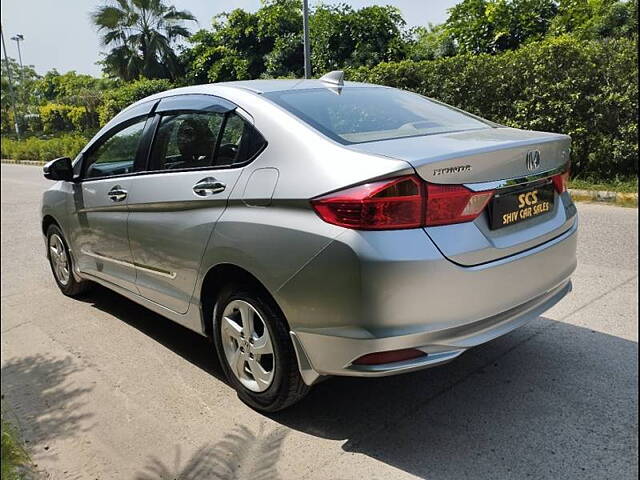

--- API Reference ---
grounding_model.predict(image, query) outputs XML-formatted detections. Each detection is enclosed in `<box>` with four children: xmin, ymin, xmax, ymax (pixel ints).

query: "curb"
<box><xmin>2</xmin><ymin>158</ymin><xmax>636</xmax><ymax>207</ymax></box>
<box><xmin>568</xmin><ymin>188</ymin><xmax>637</xmax><ymax>207</ymax></box>
<box><xmin>2</xmin><ymin>159</ymin><xmax>45</xmax><ymax>166</ymax></box>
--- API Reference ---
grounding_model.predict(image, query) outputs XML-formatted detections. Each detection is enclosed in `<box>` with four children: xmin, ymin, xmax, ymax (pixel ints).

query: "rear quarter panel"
<box><xmin>192</xmin><ymin>87</ymin><xmax>414</xmax><ymax>324</ymax></box>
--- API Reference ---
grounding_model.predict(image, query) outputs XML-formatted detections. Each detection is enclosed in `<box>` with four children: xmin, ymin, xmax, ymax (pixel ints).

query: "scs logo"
<box><xmin>518</xmin><ymin>190</ymin><xmax>538</xmax><ymax>208</ymax></box>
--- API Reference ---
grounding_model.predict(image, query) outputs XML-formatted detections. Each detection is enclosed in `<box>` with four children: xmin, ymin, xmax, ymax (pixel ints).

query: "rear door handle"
<box><xmin>108</xmin><ymin>185</ymin><xmax>127</xmax><ymax>202</ymax></box>
<box><xmin>193</xmin><ymin>177</ymin><xmax>226</xmax><ymax>197</ymax></box>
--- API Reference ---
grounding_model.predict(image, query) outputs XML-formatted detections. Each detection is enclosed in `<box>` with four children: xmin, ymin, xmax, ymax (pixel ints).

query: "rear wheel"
<box><xmin>46</xmin><ymin>224</ymin><xmax>92</xmax><ymax>297</ymax></box>
<box><xmin>212</xmin><ymin>284</ymin><xmax>309</xmax><ymax>412</ymax></box>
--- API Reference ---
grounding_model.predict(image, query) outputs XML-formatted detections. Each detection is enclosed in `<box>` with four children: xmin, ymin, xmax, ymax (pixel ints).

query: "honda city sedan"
<box><xmin>41</xmin><ymin>71</ymin><xmax>577</xmax><ymax>411</ymax></box>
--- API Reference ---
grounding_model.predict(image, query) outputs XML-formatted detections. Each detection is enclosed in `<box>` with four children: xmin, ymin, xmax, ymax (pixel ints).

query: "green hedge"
<box><xmin>349</xmin><ymin>36</ymin><xmax>638</xmax><ymax>180</ymax></box>
<box><xmin>98</xmin><ymin>78</ymin><xmax>173</xmax><ymax>126</ymax></box>
<box><xmin>1</xmin><ymin>134</ymin><xmax>88</xmax><ymax>162</ymax></box>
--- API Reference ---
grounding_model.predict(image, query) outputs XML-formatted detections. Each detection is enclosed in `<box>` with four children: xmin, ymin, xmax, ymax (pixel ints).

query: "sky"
<box><xmin>0</xmin><ymin>0</ymin><xmax>460</xmax><ymax>77</ymax></box>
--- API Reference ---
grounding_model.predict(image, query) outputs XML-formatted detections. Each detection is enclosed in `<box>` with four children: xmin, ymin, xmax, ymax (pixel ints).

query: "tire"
<box><xmin>46</xmin><ymin>224</ymin><xmax>92</xmax><ymax>297</ymax></box>
<box><xmin>212</xmin><ymin>283</ymin><xmax>309</xmax><ymax>412</ymax></box>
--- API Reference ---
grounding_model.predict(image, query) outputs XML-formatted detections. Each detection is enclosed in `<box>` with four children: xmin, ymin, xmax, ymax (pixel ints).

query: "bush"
<box><xmin>39</xmin><ymin>103</ymin><xmax>75</xmax><ymax>133</ymax></box>
<box><xmin>98</xmin><ymin>78</ymin><xmax>173</xmax><ymax>126</ymax></box>
<box><xmin>67</xmin><ymin>106</ymin><xmax>98</xmax><ymax>132</ymax></box>
<box><xmin>1</xmin><ymin>134</ymin><xmax>88</xmax><ymax>162</ymax></box>
<box><xmin>349</xmin><ymin>36</ymin><xmax>638</xmax><ymax>180</ymax></box>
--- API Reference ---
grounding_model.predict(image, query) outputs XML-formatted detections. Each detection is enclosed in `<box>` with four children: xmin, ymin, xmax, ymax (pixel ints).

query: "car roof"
<box><xmin>117</xmin><ymin>78</ymin><xmax>384</xmax><ymax>124</ymax></box>
<box><xmin>217</xmin><ymin>78</ymin><xmax>375</xmax><ymax>93</ymax></box>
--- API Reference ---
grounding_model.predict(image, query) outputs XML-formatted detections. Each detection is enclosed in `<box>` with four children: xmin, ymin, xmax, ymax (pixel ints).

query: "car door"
<box><xmin>71</xmin><ymin>115</ymin><xmax>150</xmax><ymax>292</ymax></box>
<box><xmin>126</xmin><ymin>94</ymin><xmax>266</xmax><ymax>314</ymax></box>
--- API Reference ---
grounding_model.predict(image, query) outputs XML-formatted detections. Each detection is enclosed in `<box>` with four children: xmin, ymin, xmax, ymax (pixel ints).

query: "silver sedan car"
<box><xmin>41</xmin><ymin>72</ymin><xmax>577</xmax><ymax>411</ymax></box>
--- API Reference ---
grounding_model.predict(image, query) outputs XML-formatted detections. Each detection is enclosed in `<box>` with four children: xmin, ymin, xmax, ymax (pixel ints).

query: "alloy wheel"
<box><xmin>49</xmin><ymin>233</ymin><xmax>70</xmax><ymax>286</ymax></box>
<box><xmin>221</xmin><ymin>299</ymin><xmax>275</xmax><ymax>392</ymax></box>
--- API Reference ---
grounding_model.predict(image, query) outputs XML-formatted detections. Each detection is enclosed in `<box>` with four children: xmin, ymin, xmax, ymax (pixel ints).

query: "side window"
<box><xmin>149</xmin><ymin>112</ymin><xmax>224</xmax><ymax>171</ymax></box>
<box><xmin>148</xmin><ymin>111</ymin><xmax>266</xmax><ymax>171</ymax></box>
<box><xmin>84</xmin><ymin>119</ymin><xmax>146</xmax><ymax>179</ymax></box>
<box><xmin>217</xmin><ymin>113</ymin><xmax>266</xmax><ymax>166</ymax></box>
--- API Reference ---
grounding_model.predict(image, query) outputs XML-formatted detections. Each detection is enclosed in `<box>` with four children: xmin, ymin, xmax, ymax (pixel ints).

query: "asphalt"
<box><xmin>1</xmin><ymin>163</ymin><xmax>637</xmax><ymax>480</ymax></box>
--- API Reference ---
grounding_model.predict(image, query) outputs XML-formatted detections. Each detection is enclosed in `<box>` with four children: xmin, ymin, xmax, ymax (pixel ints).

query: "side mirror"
<box><xmin>43</xmin><ymin>157</ymin><xmax>73</xmax><ymax>181</ymax></box>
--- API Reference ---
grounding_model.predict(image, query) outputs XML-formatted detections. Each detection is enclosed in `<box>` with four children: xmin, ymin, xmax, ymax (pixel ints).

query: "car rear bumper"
<box><xmin>281</xmin><ymin>217</ymin><xmax>577</xmax><ymax>385</ymax></box>
<box><xmin>291</xmin><ymin>279</ymin><xmax>570</xmax><ymax>384</ymax></box>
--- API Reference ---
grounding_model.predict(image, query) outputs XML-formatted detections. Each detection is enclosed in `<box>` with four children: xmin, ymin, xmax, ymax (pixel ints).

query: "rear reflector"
<box><xmin>311</xmin><ymin>175</ymin><xmax>495</xmax><ymax>230</ymax></box>
<box><xmin>353</xmin><ymin>348</ymin><xmax>426</xmax><ymax>365</ymax></box>
<box><xmin>311</xmin><ymin>176</ymin><xmax>424</xmax><ymax>230</ymax></box>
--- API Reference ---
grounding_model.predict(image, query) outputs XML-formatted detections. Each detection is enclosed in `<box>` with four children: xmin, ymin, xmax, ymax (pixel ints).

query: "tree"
<box><xmin>446</xmin><ymin>0</ymin><xmax>558</xmax><ymax>54</ymax></box>
<box><xmin>183</xmin><ymin>1</ymin><xmax>410</xmax><ymax>83</ymax></box>
<box><xmin>409</xmin><ymin>24</ymin><xmax>457</xmax><ymax>61</ymax></box>
<box><xmin>549</xmin><ymin>0</ymin><xmax>638</xmax><ymax>40</ymax></box>
<box><xmin>92</xmin><ymin>0</ymin><xmax>196</xmax><ymax>81</ymax></box>
<box><xmin>309</xmin><ymin>4</ymin><xmax>409</xmax><ymax>73</ymax></box>
<box><xmin>1</xmin><ymin>57</ymin><xmax>41</xmax><ymax>133</ymax></box>
<box><xmin>183</xmin><ymin>0</ymin><xmax>303</xmax><ymax>83</ymax></box>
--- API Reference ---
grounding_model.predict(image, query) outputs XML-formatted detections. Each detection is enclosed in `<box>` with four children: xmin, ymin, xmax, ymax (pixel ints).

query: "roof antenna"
<box><xmin>319</xmin><ymin>70</ymin><xmax>344</xmax><ymax>86</ymax></box>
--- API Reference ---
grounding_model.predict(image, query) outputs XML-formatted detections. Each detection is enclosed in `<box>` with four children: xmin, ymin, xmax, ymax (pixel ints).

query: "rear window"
<box><xmin>263</xmin><ymin>87</ymin><xmax>493</xmax><ymax>144</ymax></box>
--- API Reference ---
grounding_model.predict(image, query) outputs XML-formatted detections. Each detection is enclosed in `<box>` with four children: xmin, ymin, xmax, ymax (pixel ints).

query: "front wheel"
<box><xmin>212</xmin><ymin>284</ymin><xmax>309</xmax><ymax>412</ymax></box>
<box><xmin>46</xmin><ymin>224</ymin><xmax>92</xmax><ymax>297</ymax></box>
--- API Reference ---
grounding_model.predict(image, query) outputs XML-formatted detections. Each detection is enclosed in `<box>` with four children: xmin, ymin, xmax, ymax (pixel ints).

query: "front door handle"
<box><xmin>193</xmin><ymin>177</ymin><xmax>226</xmax><ymax>197</ymax></box>
<box><xmin>108</xmin><ymin>185</ymin><xmax>127</xmax><ymax>202</ymax></box>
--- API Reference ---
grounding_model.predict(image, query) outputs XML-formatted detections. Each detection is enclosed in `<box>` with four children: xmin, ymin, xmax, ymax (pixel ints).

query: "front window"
<box><xmin>263</xmin><ymin>87</ymin><xmax>493</xmax><ymax>144</ymax></box>
<box><xmin>84</xmin><ymin>119</ymin><xmax>146</xmax><ymax>179</ymax></box>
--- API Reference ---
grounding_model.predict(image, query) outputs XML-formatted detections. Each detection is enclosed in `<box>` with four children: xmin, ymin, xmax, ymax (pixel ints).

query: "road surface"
<box><xmin>1</xmin><ymin>163</ymin><xmax>637</xmax><ymax>479</ymax></box>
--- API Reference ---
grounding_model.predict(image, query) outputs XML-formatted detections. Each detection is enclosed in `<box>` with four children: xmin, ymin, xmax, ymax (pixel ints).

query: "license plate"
<box><xmin>489</xmin><ymin>182</ymin><xmax>554</xmax><ymax>230</ymax></box>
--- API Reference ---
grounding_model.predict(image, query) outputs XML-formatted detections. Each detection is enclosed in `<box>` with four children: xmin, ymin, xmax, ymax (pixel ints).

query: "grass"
<box><xmin>1</xmin><ymin>410</ymin><xmax>32</xmax><ymax>480</ymax></box>
<box><xmin>569</xmin><ymin>177</ymin><xmax>638</xmax><ymax>193</ymax></box>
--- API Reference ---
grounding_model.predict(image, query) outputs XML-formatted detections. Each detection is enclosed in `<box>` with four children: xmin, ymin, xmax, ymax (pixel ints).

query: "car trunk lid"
<box><xmin>346</xmin><ymin>127</ymin><xmax>575</xmax><ymax>266</ymax></box>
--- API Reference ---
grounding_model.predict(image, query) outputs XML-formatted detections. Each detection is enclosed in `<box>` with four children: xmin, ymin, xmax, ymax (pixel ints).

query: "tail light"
<box><xmin>312</xmin><ymin>175</ymin><xmax>495</xmax><ymax>230</ymax></box>
<box><xmin>311</xmin><ymin>176</ymin><xmax>424</xmax><ymax>230</ymax></box>
<box><xmin>425</xmin><ymin>184</ymin><xmax>494</xmax><ymax>226</ymax></box>
<box><xmin>552</xmin><ymin>169</ymin><xmax>570</xmax><ymax>193</ymax></box>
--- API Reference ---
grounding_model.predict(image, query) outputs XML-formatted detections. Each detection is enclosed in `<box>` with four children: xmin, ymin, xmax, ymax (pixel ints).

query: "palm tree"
<box><xmin>92</xmin><ymin>0</ymin><xmax>196</xmax><ymax>81</ymax></box>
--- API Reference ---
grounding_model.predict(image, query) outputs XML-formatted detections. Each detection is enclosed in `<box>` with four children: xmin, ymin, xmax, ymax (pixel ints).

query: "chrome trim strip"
<box><xmin>464</xmin><ymin>163</ymin><xmax>568</xmax><ymax>192</ymax></box>
<box><xmin>81</xmin><ymin>249</ymin><xmax>177</xmax><ymax>279</ymax></box>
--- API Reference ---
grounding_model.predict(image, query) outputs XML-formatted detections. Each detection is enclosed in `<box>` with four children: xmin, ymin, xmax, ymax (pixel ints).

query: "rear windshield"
<box><xmin>263</xmin><ymin>87</ymin><xmax>493</xmax><ymax>144</ymax></box>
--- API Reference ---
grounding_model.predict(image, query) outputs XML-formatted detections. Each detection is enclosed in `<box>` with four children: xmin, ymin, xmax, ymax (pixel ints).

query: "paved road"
<box><xmin>1</xmin><ymin>163</ymin><xmax>637</xmax><ymax>480</ymax></box>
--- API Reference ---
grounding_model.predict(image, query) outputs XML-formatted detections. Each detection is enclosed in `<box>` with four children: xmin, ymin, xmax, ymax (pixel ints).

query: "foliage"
<box><xmin>309</xmin><ymin>4</ymin><xmax>409</xmax><ymax>73</ymax></box>
<box><xmin>39</xmin><ymin>103</ymin><xmax>75</xmax><ymax>133</ymax></box>
<box><xmin>445</xmin><ymin>0</ymin><xmax>559</xmax><ymax>54</ymax></box>
<box><xmin>35</xmin><ymin>69</ymin><xmax>115</xmax><ymax>103</ymax></box>
<box><xmin>97</xmin><ymin>77</ymin><xmax>173</xmax><ymax>125</ymax></box>
<box><xmin>443</xmin><ymin>0</ymin><xmax>636</xmax><ymax>55</ymax></box>
<box><xmin>409</xmin><ymin>24</ymin><xmax>458</xmax><ymax>61</ymax></box>
<box><xmin>68</xmin><ymin>106</ymin><xmax>99</xmax><ymax>131</ymax></box>
<box><xmin>349</xmin><ymin>36</ymin><xmax>638</xmax><ymax>180</ymax></box>
<box><xmin>568</xmin><ymin>177</ymin><xmax>638</xmax><ymax>193</ymax></box>
<box><xmin>1</xmin><ymin>57</ymin><xmax>42</xmax><ymax>133</ymax></box>
<box><xmin>549</xmin><ymin>0</ymin><xmax>638</xmax><ymax>39</ymax></box>
<box><xmin>1</xmin><ymin>414</ymin><xmax>31</xmax><ymax>480</ymax></box>
<box><xmin>92</xmin><ymin>0</ymin><xmax>196</xmax><ymax>81</ymax></box>
<box><xmin>1</xmin><ymin>134</ymin><xmax>89</xmax><ymax>162</ymax></box>
<box><xmin>183</xmin><ymin>0</ymin><xmax>303</xmax><ymax>83</ymax></box>
<box><xmin>183</xmin><ymin>1</ymin><xmax>410</xmax><ymax>82</ymax></box>
<box><xmin>0</xmin><ymin>57</ymin><xmax>41</xmax><ymax>105</ymax></box>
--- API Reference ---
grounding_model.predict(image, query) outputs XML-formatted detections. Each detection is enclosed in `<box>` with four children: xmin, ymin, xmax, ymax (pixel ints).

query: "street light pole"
<box><xmin>302</xmin><ymin>0</ymin><xmax>311</xmax><ymax>78</ymax></box>
<box><xmin>1</xmin><ymin>24</ymin><xmax>21</xmax><ymax>138</ymax></box>
<box><xmin>11</xmin><ymin>34</ymin><xmax>24</xmax><ymax>70</ymax></box>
